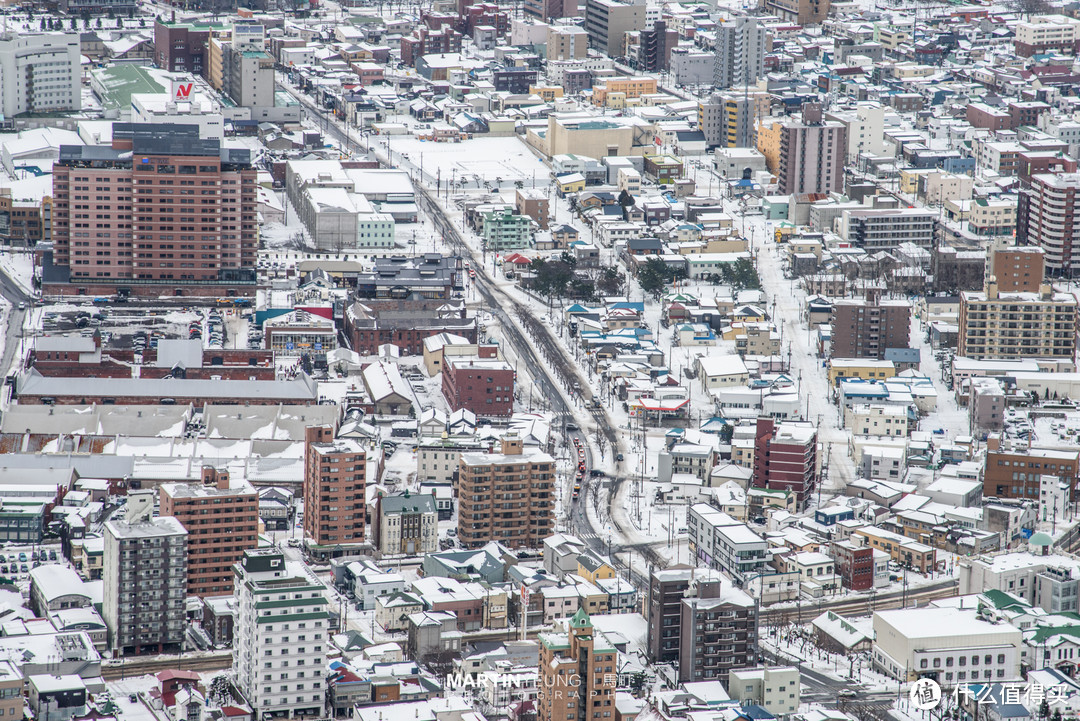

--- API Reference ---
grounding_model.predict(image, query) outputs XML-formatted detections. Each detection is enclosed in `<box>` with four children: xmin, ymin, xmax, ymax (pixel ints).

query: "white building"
<box><xmin>871</xmin><ymin>607</ymin><xmax>1022</xmax><ymax>685</ymax></box>
<box><xmin>0</xmin><ymin>33</ymin><xmax>81</xmax><ymax>118</ymax></box>
<box><xmin>687</xmin><ymin>503</ymin><xmax>767</xmax><ymax>583</ymax></box>
<box><xmin>233</xmin><ymin>549</ymin><xmax>328</xmax><ymax>720</ymax></box>
<box><xmin>844</xmin><ymin>403</ymin><xmax>910</xmax><ymax>438</ymax></box>
<box><xmin>727</xmin><ymin>667</ymin><xmax>800</xmax><ymax>715</ymax></box>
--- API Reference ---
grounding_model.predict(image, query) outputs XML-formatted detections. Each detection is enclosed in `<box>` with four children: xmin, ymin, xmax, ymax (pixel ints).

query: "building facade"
<box><xmin>753</xmin><ymin>418</ymin><xmax>818</xmax><ymax>509</ymax></box>
<box><xmin>677</xmin><ymin>572</ymin><xmax>758</xmax><ymax>684</ymax></box>
<box><xmin>0</xmin><ymin>33</ymin><xmax>81</xmax><ymax>118</ymax></box>
<box><xmin>584</xmin><ymin>0</ymin><xmax>645</xmax><ymax>56</ymax></box>
<box><xmin>233</xmin><ymin>549</ymin><xmax>328</xmax><ymax>721</ymax></box>
<box><xmin>457</xmin><ymin>434</ymin><xmax>554</xmax><ymax>549</ymax></box>
<box><xmin>777</xmin><ymin>104</ymin><xmax>848</xmax><ymax>195</ymax></box>
<box><xmin>537</xmin><ymin>609</ymin><xmax>617</xmax><ymax>721</ymax></box>
<box><xmin>1019</xmin><ymin>173</ymin><xmax>1080</xmax><ymax>276</ymax></box>
<box><xmin>442</xmin><ymin>356</ymin><xmax>516</xmax><ymax>418</ymax></box>
<box><xmin>830</xmin><ymin>292</ymin><xmax>911</xmax><ymax>360</ymax></box>
<box><xmin>372</xmin><ymin>493</ymin><xmax>438</xmax><ymax>556</ymax></box>
<box><xmin>159</xmin><ymin>469</ymin><xmax>258</xmax><ymax>597</ymax></box>
<box><xmin>712</xmin><ymin>18</ymin><xmax>766</xmax><ymax>90</ymax></box>
<box><xmin>102</xmin><ymin>516</ymin><xmax>188</xmax><ymax>656</ymax></box>
<box><xmin>303</xmin><ymin>426</ymin><xmax>368</xmax><ymax>559</ymax></box>
<box><xmin>958</xmin><ymin>281</ymin><xmax>1077</xmax><ymax>360</ymax></box>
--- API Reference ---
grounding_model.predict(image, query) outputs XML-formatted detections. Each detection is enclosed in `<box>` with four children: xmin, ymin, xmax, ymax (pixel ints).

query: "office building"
<box><xmin>153</xmin><ymin>18</ymin><xmax>221</xmax><ymax>75</ymax></box>
<box><xmin>159</xmin><ymin>468</ymin><xmax>258</xmax><ymax>597</ymax></box>
<box><xmin>776</xmin><ymin>104</ymin><xmax>848</xmax><ymax>195</ymax></box>
<box><xmin>0</xmin><ymin>33</ymin><xmax>81</xmax><ymax>119</ymax></box>
<box><xmin>443</xmin><ymin>355</ymin><xmax>516</xmax><ymax>418</ymax></box>
<box><xmin>208</xmin><ymin>23</ymin><xmax>273</xmax><ymax>108</ymax></box>
<box><xmin>677</xmin><ymin>571</ymin><xmax>758</xmax><ymax>683</ymax></box>
<box><xmin>753</xmin><ymin>417</ymin><xmax>818</xmax><ymax>509</ymax></box>
<box><xmin>303</xmin><ymin>426</ymin><xmax>368</xmax><ymax>559</ymax></box>
<box><xmin>372</xmin><ymin>493</ymin><xmax>439</xmax><ymax>556</ymax></box>
<box><xmin>538</xmin><ymin>609</ymin><xmax>617</xmax><ymax>721</ymax></box>
<box><xmin>983</xmin><ymin>443</ymin><xmax>1080</xmax><ymax>501</ymax></box>
<box><xmin>102</xmin><ymin>516</ymin><xmax>188</xmax><ymax>655</ymax></box>
<box><xmin>457</xmin><ymin>433</ymin><xmax>554</xmax><ymax>549</ymax></box>
<box><xmin>989</xmin><ymin>246</ymin><xmax>1045</xmax><ymax>293</ymax></box>
<box><xmin>871</xmin><ymin>608</ymin><xmax>1022</xmax><ymax>683</ymax></box>
<box><xmin>50</xmin><ymin>123</ymin><xmax>257</xmax><ymax>297</ymax></box>
<box><xmin>728</xmin><ymin>667</ymin><xmax>800</xmax><ymax>715</ymax></box>
<box><xmin>584</xmin><ymin>0</ymin><xmax>646</xmax><ymax>57</ymax></box>
<box><xmin>1019</xmin><ymin>173</ymin><xmax>1080</xmax><ymax>277</ymax></box>
<box><xmin>712</xmin><ymin>18</ymin><xmax>766</xmax><ymax>90</ymax></box>
<box><xmin>830</xmin><ymin>290</ymin><xmax>912</xmax><ymax>360</ymax></box>
<box><xmin>958</xmin><ymin>280</ymin><xmax>1077</xmax><ymax>360</ymax></box>
<box><xmin>233</xmin><ymin>549</ymin><xmax>328</xmax><ymax>720</ymax></box>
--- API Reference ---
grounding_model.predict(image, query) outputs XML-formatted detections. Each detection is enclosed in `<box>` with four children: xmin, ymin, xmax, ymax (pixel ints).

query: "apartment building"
<box><xmin>646</xmin><ymin>567</ymin><xmax>694</xmax><ymax>664</ymax></box>
<box><xmin>303</xmin><ymin>426</ymin><xmax>368</xmax><ymax>559</ymax></box>
<box><xmin>153</xmin><ymin>18</ymin><xmax>222</xmax><ymax>74</ymax></box>
<box><xmin>775</xmin><ymin>104</ymin><xmax>848</xmax><ymax>195</ymax></box>
<box><xmin>761</xmin><ymin>0</ymin><xmax>829</xmax><ymax>25</ymax></box>
<box><xmin>158</xmin><ymin>468</ymin><xmax>258</xmax><ymax>597</ymax></box>
<box><xmin>687</xmin><ymin>503</ymin><xmax>768</xmax><ymax>583</ymax></box>
<box><xmin>753</xmin><ymin>417</ymin><xmax>818</xmax><ymax>509</ymax></box>
<box><xmin>1019</xmin><ymin>173</ymin><xmax>1080</xmax><ymax>276</ymax></box>
<box><xmin>839</xmin><ymin>208</ymin><xmax>937</xmax><ymax>251</ymax></box>
<box><xmin>537</xmin><ymin>609</ymin><xmax>617</xmax><ymax>721</ymax></box>
<box><xmin>699</xmin><ymin>92</ymin><xmax>769</xmax><ymax>150</ymax></box>
<box><xmin>547</xmin><ymin>25</ymin><xmax>588</xmax><ymax>59</ymax></box>
<box><xmin>712</xmin><ymin>18</ymin><xmax>766</xmax><ymax>90</ymax></box>
<box><xmin>0</xmin><ymin>33</ymin><xmax>81</xmax><ymax>118</ymax></box>
<box><xmin>830</xmin><ymin>540</ymin><xmax>874</xmax><ymax>591</ymax></box>
<box><xmin>233</xmin><ymin>549</ymin><xmax>328</xmax><ymax>720</ymax></box>
<box><xmin>584</xmin><ymin>0</ymin><xmax>645</xmax><ymax>56</ymax></box>
<box><xmin>728</xmin><ymin>667</ymin><xmax>800</xmax><ymax>715</ymax></box>
<box><xmin>50</xmin><ymin>123</ymin><xmax>257</xmax><ymax>297</ymax></box>
<box><xmin>989</xmin><ymin>246</ymin><xmax>1044</xmax><ymax>293</ymax></box>
<box><xmin>525</xmin><ymin>0</ymin><xmax>578</xmax><ymax>20</ymax></box>
<box><xmin>1014</xmin><ymin>15</ymin><xmax>1080</xmax><ymax>57</ymax></box>
<box><xmin>677</xmin><ymin>572</ymin><xmax>758</xmax><ymax>684</ymax></box>
<box><xmin>958</xmin><ymin>280</ymin><xmax>1077</xmax><ymax>360</ymax></box>
<box><xmin>442</xmin><ymin>356</ymin><xmax>516</xmax><ymax>418</ymax></box>
<box><xmin>983</xmin><ymin>442</ymin><xmax>1080</xmax><ymax>501</ymax></box>
<box><xmin>845</xmin><ymin>404</ymin><xmax>911</xmax><ymax>438</ymax></box>
<box><xmin>372</xmin><ymin>493</ymin><xmax>438</xmax><ymax>556</ymax></box>
<box><xmin>830</xmin><ymin>292</ymin><xmax>911</xmax><ymax>360</ymax></box>
<box><xmin>457</xmin><ymin>433</ymin><xmax>554</xmax><ymax>549</ymax></box>
<box><xmin>102</xmin><ymin>516</ymin><xmax>188</xmax><ymax>655</ymax></box>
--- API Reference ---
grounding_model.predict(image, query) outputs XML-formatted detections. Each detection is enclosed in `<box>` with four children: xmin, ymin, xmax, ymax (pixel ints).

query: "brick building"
<box><xmin>753</xmin><ymin>417</ymin><xmax>818</xmax><ymax>510</ymax></box>
<box><xmin>159</xmin><ymin>467</ymin><xmax>258</xmax><ymax>597</ymax></box>
<box><xmin>400</xmin><ymin>27</ymin><xmax>461</xmax><ymax>67</ymax></box>
<box><xmin>983</xmin><ymin>441</ymin><xmax>1080</xmax><ymax>502</ymax></box>
<box><xmin>538</xmin><ymin>609</ymin><xmax>617</xmax><ymax>721</ymax></box>
<box><xmin>344</xmin><ymin>301</ymin><xmax>477</xmax><ymax>355</ymax></box>
<box><xmin>442</xmin><ymin>354</ymin><xmax>515</xmax><ymax>418</ymax></box>
<box><xmin>153</xmin><ymin>18</ymin><xmax>221</xmax><ymax>74</ymax></box>
<box><xmin>303</xmin><ymin>426</ymin><xmax>369</xmax><ymax>559</ymax></box>
<box><xmin>830</xmin><ymin>290</ymin><xmax>911</xmax><ymax>360</ymax></box>
<box><xmin>515</xmin><ymin>188</ymin><xmax>550</xmax><ymax>230</ymax></box>
<box><xmin>457</xmin><ymin>433</ymin><xmax>554</xmax><ymax>549</ymax></box>
<box><xmin>830</xmin><ymin>540</ymin><xmax>874</xmax><ymax>591</ymax></box>
<box><xmin>989</xmin><ymin>246</ymin><xmax>1045</xmax><ymax>293</ymax></box>
<box><xmin>49</xmin><ymin>123</ymin><xmax>257</xmax><ymax>297</ymax></box>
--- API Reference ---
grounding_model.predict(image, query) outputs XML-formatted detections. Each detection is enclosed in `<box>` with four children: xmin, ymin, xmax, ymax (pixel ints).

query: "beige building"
<box><xmin>959</xmin><ymin>280</ymin><xmax>1078</xmax><ymax>360</ymax></box>
<box><xmin>759</xmin><ymin>0</ymin><xmax>829</xmax><ymax>25</ymax></box>
<box><xmin>728</xmin><ymin>667</ymin><xmax>800</xmax><ymax>715</ymax></box>
<box><xmin>548</xmin><ymin>25</ymin><xmax>588</xmax><ymax>59</ymax></box>
<box><xmin>531</xmin><ymin>113</ymin><xmax>653</xmax><ymax>158</ymax></box>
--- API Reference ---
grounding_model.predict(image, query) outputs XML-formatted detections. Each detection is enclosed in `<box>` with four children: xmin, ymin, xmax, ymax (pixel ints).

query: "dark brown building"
<box><xmin>159</xmin><ymin>467</ymin><xmax>258</xmax><ymax>597</ymax></box>
<box><xmin>442</xmin><ymin>354</ymin><xmax>515</xmax><ymax>418</ymax></box>
<box><xmin>990</xmin><ymin>246</ymin><xmax>1045</xmax><ymax>293</ymax></box>
<box><xmin>303</xmin><ymin>426</ymin><xmax>368</xmax><ymax>559</ymax></box>
<box><xmin>830</xmin><ymin>290</ymin><xmax>911</xmax><ymax>360</ymax></box>
<box><xmin>50</xmin><ymin>123</ymin><xmax>257</xmax><ymax>297</ymax></box>
<box><xmin>344</xmin><ymin>302</ymin><xmax>477</xmax><ymax>355</ymax></box>
<box><xmin>830</xmin><ymin>540</ymin><xmax>873</xmax><ymax>591</ymax></box>
<box><xmin>676</xmin><ymin>570</ymin><xmax>758</xmax><ymax>683</ymax></box>
<box><xmin>646</xmin><ymin>565</ymin><xmax>693</xmax><ymax>664</ymax></box>
<box><xmin>153</xmin><ymin>18</ymin><xmax>215</xmax><ymax>74</ymax></box>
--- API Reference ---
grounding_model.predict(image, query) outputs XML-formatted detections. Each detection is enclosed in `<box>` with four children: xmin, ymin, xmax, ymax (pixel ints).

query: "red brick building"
<box><xmin>153</xmin><ymin>18</ymin><xmax>217</xmax><ymax>74</ymax></box>
<box><xmin>344</xmin><ymin>302</ymin><xmax>477</xmax><ymax>355</ymax></box>
<box><xmin>830</xmin><ymin>540</ymin><xmax>874</xmax><ymax>591</ymax></box>
<box><xmin>303</xmin><ymin>426</ymin><xmax>368</xmax><ymax>559</ymax></box>
<box><xmin>442</xmin><ymin>353</ymin><xmax>515</xmax><ymax>418</ymax></box>
<box><xmin>829</xmin><ymin>288</ymin><xmax>911</xmax><ymax>360</ymax></box>
<box><xmin>50</xmin><ymin>123</ymin><xmax>257</xmax><ymax>297</ymax></box>
<box><xmin>159</xmin><ymin>467</ymin><xmax>258</xmax><ymax>597</ymax></box>
<box><xmin>401</xmin><ymin>26</ymin><xmax>462</xmax><ymax>67</ymax></box>
<box><xmin>753</xmin><ymin>417</ymin><xmax>818</xmax><ymax>510</ymax></box>
<box><xmin>29</xmin><ymin>337</ymin><xmax>275</xmax><ymax>380</ymax></box>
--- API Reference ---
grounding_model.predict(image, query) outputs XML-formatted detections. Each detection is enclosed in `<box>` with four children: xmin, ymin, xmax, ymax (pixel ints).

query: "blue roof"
<box><xmin>741</xmin><ymin>705</ymin><xmax>776</xmax><ymax>720</ymax></box>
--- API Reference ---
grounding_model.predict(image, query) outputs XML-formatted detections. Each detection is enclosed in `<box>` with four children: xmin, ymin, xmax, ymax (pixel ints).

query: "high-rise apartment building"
<box><xmin>457</xmin><ymin>433</ymin><xmax>555</xmax><ymax>549</ymax></box>
<box><xmin>303</xmin><ymin>426</ymin><xmax>368</xmax><ymax>559</ymax></box>
<box><xmin>102</xmin><ymin>516</ymin><xmax>188</xmax><ymax>655</ymax></box>
<box><xmin>830</xmin><ymin>290</ymin><xmax>911</xmax><ymax>360</ymax></box>
<box><xmin>1019</xmin><ymin>173</ymin><xmax>1080</xmax><ymax>277</ymax></box>
<box><xmin>712</xmin><ymin>18</ymin><xmax>766</xmax><ymax>90</ymax></box>
<box><xmin>646</xmin><ymin>566</ymin><xmax>693</xmax><ymax>663</ymax></box>
<box><xmin>537</xmin><ymin>609</ymin><xmax>617</xmax><ymax>721</ymax></box>
<box><xmin>958</xmin><ymin>280</ymin><xmax>1077</xmax><ymax>360</ymax></box>
<box><xmin>753</xmin><ymin>417</ymin><xmax>818</xmax><ymax>509</ymax></box>
<box><xmin>233</xmin><ymin>549</ymin><xmax>329</xmax><ymax>721</ymax></box>
<box><xmin>0</xmin><ymin>33</ymin><xmax>81</xmax><ymax>119</ymax></box>
<box><xmin>584</xmin><ymin>0</ymin><xmax>646</xmax><ymax>57</ymax></box>
<box><xmin>159</xmin><ymin>467</ymin><xmax>259</xmax><ymax>597</ymax></box>
<box><xmin>776</xmin><ymin>104</ymin><xmax>848</xmax><ymax>195</ymax></box>
<box><xmin>50</xmin><ymin>124</ymin><xmax>257</xmax><ymax>297</ymax></box>
<box><xmin>989</xmin><ymin>246</ymin><xmax>1045</xmax><ymax>293</ymax></box>
<box><xmin>699</xmin><ymin>92</ymin><xmax>770</xmax><ymax>149</ymax></box>
<box><xmin>209</xmin><ymin>24</ymin><xmax>274</xmax><ymax>108</ymax></box>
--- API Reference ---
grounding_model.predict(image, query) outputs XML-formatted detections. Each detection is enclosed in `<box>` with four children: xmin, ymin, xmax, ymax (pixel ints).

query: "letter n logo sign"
<box><xmin>175</xmin><ymin>83</ymin><xmax>193</xmax><ymax>99</ymax></box>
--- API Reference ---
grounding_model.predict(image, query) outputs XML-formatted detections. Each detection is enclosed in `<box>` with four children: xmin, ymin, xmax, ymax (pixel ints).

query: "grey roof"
<box><xmin>154</xmin><ymin>339</ymin><xmax>203</xmax><ymax>369</ymax></box>
<box><xmin>17</xmin><ymin>369</ymin><xmax>318</xmax><ymax>402</ymax></box>
<box><xmin>380</xmin><ymin>493</ymin><xmax>436</xmax><ymax>515</ymax></box>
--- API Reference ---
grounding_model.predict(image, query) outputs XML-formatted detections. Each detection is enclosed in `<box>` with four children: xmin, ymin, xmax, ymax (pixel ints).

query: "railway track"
<box><xmin>759</xmin><ymin>579</ymin><xmax>959</xmax><ymax>624</ymax></box>
<box><xmin>101</xmin><ymin>651</ymin><xmax>233</xmax><ymax>680</ymax></box>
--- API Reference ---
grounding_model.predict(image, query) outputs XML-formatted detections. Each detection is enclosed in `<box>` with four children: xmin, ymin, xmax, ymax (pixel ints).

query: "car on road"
<box><xmin>17</xmin><ymin>302</ymin><xmax>24</xmax><ymax>311</ymax></box>
<box><xmin>566</xmin><ymin>423</ymin><xmax>579</xmax><ymax>431</ymax></box>
<box><xmin>839</xmin><ymin>690</ymin><xmax>857</xmax><ymax>698</ymax></box>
